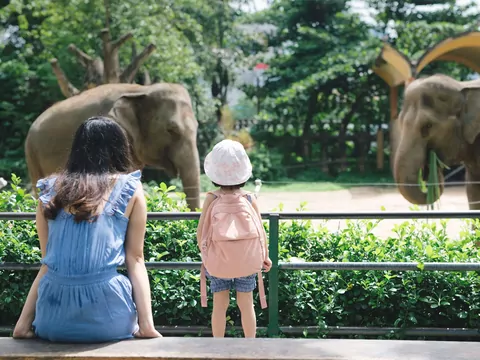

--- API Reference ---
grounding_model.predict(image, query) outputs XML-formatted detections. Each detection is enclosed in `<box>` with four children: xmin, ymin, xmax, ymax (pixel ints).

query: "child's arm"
<box><xmin>125</xmin><ymin>184</ymin><xmax>161</xmax><ymax>338</ymax></box>
<box><xmin>250</xmin><ymin>196</ymin><xmax>272</xmax><ymax>272</ymax></box>
<box><xmin>196</xmin><ymin>193</ymin><xmax>216</xmax><ymax>249</ymax></box>
<box><xmin>13</xmin><ymin>202</ymin><xmax>49</xmax><ymax>338</ymax></box>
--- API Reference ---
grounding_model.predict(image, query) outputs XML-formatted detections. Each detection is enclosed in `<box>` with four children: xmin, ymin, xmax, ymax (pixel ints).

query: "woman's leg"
<box><xmin>212</xmin><ymin>290</ymin><xmax>230</xmax><ymax>337</ymax></box>
<box><xmin>236</xmin><ymin>291</ymin><xmax>256</xmax><ymax>338</ymax></box>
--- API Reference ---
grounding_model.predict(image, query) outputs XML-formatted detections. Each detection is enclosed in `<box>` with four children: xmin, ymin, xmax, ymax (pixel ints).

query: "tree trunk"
<box><xmin>338</xmin><ymin>95</ymin><xmax>364</xmax><ymax>172</ymax></box>
<box><xmin>357</xmin><ymin>131</ymin><xmax>370</xmax><ymax>174</ymax></box>
<box><xmin>301</xmin><ymin>91</ymin><xmax>319</xmax><ymax>160</ymax></box>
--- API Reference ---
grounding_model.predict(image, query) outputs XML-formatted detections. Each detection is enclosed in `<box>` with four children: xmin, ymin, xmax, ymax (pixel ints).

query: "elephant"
<box><xmin>25</xmin><ymin>83</ymin><xmax>200</xmax><ymax>210</ymax></box>
<box><xmin>393</xmin><ymin>73</ymin><xmax>480</xmax><ymax>209</ymax></box>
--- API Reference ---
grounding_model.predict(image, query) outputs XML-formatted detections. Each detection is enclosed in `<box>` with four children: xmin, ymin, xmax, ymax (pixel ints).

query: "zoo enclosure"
<box><xmin>1</xmin><ymin>210</ymin><xmax>480</xmax><ymax>338</ymax></box>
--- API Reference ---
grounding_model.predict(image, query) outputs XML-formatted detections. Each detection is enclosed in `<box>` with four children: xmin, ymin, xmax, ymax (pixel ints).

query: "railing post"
<box><xmin>267</xmin><ymin>213</ymin><xmax>280</xmax><ymax>337</ymax></box>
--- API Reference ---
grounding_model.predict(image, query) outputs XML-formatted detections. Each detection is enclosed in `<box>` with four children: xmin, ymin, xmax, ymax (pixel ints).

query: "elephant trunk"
<box><xmin>393</xmin><ymin>136</ymin><xmax>444</xmax><ymax>205</ymax></box>
<box><xmin>389</xmin><ymin>118</ymin><xmax>401</xmax><ymax>174</ymax></box>
<box><xmin>175</xmin><ymin>142</ymin><xmax>201</xmax><ymax>211</ymax></box>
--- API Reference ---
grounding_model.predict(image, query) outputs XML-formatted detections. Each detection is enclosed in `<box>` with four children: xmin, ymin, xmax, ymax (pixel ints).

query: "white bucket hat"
<box><xmin>204</xmin><ymin>139</ymin><xmax>252</xmax><ymax>186</ymax></box>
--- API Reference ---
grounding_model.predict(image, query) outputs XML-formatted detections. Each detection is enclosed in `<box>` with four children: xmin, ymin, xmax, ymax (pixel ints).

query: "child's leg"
<box><xmin>208</xmin><ymin>273</ymin><xmax>232</xmax><ymax>338</ymax></box>
<box><xmin>234</xmin><ymin>274</ymin><xmax>257</xmax><ymax>338</ymax></box>
<box><xmin>212</xmin><ymin>290</ymin><xmax>230</xmax><ymax>337</ymax></box>
<box><xmin>236</xmin><ymin>291</ymin><xmax>256</xmax><ymax>338</ymax></box>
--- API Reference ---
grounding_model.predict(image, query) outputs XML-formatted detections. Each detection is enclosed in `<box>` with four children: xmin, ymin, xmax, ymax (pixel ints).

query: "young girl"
<box><xmin>197</xmin><ymin>139</ymin><xmax>272</xmax><ymax>338</ymax></box>
<box><xmin>13</xmin><ymin>117</ymin><xmax>161</xmax><ymax>342</ymax></box>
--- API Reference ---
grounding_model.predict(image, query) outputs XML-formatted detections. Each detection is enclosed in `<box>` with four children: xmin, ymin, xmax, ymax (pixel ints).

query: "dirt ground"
<box><xmin>229</xmin><ymin>186</ymin><xmax>473</xmax><ymax>239</ymax></box>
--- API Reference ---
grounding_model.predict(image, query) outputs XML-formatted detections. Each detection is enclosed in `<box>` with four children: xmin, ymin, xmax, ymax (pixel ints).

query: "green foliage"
<box><xmin>247</xmin><ymin>144</ymin><xmax>287</xmax><ymax>182</ymax></box>
<box><xmin>1</xmin><ymin>174</ymin><xmax>480</xmax><ymax>337</ymax></box>
<box><xmin>241</xmin><ymin>0</ymin><xmax>479</xmax><ymax>176</ymax></box>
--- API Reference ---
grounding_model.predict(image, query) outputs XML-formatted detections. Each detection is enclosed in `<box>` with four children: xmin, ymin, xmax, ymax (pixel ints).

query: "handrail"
<box><xmin>2</xmin><ymin>261</ymin><xmax>480</xmax><ymax>272</ymax></box>
<box><xmin>1</xmin><ymin>210</ymin><xmax>480</xmax><ymax>220</ymax></box>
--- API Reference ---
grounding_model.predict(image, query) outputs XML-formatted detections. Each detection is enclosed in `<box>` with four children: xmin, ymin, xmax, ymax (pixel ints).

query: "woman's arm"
<box><xmin>12</xmin><ymin>202</ymin><xmax>49</xmax><ymax>338</ymax></box>
<box><xmin>124</xmin><ymin>184</ymin><xmax>161</xmax><ymax>338</ymax></box>
<box><xmin>196</xmin><ymin>193</ymin><xmax>215</xmax><ymax>249</ymax></box>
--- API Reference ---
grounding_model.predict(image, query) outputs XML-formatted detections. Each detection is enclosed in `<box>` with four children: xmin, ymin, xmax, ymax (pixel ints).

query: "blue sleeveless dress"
<box><xmin>32</xmin><ymin>170</ymin><xmax>142</xmax><ymax>343</ymax></box>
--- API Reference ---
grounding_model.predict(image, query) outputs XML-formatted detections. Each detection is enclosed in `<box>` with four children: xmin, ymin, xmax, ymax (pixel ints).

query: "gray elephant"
<box><xmin>393</xmin><ymin>74</ymin><xmax>480</xmax><ymax>209</ymax></box>
<box><xmin>25</xmin><ymin>83</ymin><xmax>200</xmax><ymax>210</ymax></box>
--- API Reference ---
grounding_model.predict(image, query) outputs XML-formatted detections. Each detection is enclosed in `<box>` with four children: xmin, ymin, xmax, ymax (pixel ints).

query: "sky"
<box><xmin>249</xmin><ymin>0</ymin><xmax>480</xmax><ymax>24</ymax></box>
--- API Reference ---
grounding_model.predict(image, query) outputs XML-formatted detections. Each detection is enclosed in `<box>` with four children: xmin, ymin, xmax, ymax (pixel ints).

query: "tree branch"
<box><xmin>84</xmin><ymin>58</ymin><xmax>105</xmax><ymax>88</ymax></box>
<box><xmin>50</xmin><ymin>58</ymin><xmax>80</xmax><ymax>98</ymax></box>
<box><xmin>112</xmin><ymin>32</ymin><xmax>133</xmax><ymax>51</ymax></box>
<box><xmin>340</xmin><ymin>94</ymin><xmax>363</xmax><ymax>132</ymax></box>
<box><xmin>120</xmin><ymin>43</ymin><xmax>156</xmax><ymax>83</ymax></box>
<box><xmin>100</xmin><ymin>28</ymin><xmax>111</xmax><ymax>44</ymax></box>
<box><xmin>131</xmin><ymin>42</ymin><xmax>137</xmax><ymax>60</ymax></box>
<box><xmin>143</xmin><ymin>69</ymin><xmax>152</xmax><ymax>85</ymax></box>
<box><xmin>100</xmin><ymin>28</ymin><xmax>119</xmax><ymax>83</ymax></box>
<box><xmin>67</xmin><ymin>44</ymin><xmax>93</xmax><ymax>67</ymax></box>
<box><xmin>104</xmin><ymin>0</ymin><xmax>110</xmax><ymax>32</ymax></box>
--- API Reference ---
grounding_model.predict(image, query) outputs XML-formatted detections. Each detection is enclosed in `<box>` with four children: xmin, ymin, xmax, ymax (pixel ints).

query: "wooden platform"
<box><xmin>1</xmin><ymin>337</ymin><xmax>479</xmax><ymax>360</ymax></box>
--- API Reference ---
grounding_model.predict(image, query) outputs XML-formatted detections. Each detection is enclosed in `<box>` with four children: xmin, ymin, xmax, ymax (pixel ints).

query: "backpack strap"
<box><xmin>207</xmin><ymin>190</ymin><xmax>221</xmax><ymax>199</ymax></box>
<box><xmin>200</xmin><ymin>264</ymin><xmax>208</xmax><ymax>307</ymax></box>
<box><xmin>257</xmin><ymin>271</ymin><xmax>267</xmax><ymax>309</ymax></box>
<box><xmin>199</xmin><ymin>194</ymin><xmax>216</xmax><ymax>308</ymax></box>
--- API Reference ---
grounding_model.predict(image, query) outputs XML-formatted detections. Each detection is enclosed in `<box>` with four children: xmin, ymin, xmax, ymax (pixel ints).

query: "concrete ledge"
<box><xmin>1</xmin><ymin>337</ymin><xmax>480</xmax><ymax>360</ymax></box>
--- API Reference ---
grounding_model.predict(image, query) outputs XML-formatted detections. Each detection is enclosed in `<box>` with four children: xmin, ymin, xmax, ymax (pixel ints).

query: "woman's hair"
<box><xmin>212</xmin><ymin>182</ymin><xmax>246</xmax><ymax>190</ymax></box>
<box><xmin>43</xmin><ymin>116</ymin><xmax>134</xmax><ymax>222</ymax></box>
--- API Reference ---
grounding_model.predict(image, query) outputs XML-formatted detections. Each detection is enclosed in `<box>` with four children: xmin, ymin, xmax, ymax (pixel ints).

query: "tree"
<box><xmin>49</xmin><ymin>0</ymin><xmax>156</xmax><ymax>97</ymax></box>
<box><xmin>0</xmin><ymin>0</ymin><xmax>61</xmax><ymax>179</ymax></box>
<box><xmin>242</xmin><ymin>0</ymin><xmax>385</xmax><ymax>174</ymax></box>
<box><xmin>174</xmin><ymin>0</ymin><xmax>253</xmax><ymax>122</ymax></box>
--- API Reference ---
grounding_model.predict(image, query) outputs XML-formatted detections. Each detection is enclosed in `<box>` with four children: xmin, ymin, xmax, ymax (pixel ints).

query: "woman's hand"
<box><xmin>263</xmin><ymin>257</ymin><xmax>272</xmax><ymax>272</ymax></box>
<box><xmin>134</xmin><ymin>325</ymin><xmax>162</xmax><ymax>338</ymax></box>
<box><xmin>12</xmin><ymin>321</ymin><xmax>35</xmax><ymax>339</ymax></box>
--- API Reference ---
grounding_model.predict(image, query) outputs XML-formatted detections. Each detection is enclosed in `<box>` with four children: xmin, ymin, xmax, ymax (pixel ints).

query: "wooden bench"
<box><xmin>0</xmin><ymin>337</ymin><xmax>479</xmax><ymax>360</ymax></box>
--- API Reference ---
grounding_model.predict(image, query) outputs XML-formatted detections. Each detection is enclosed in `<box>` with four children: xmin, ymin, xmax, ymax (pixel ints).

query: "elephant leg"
<box><xmin>24</xmin><ymin>135</ymin><xmax>43</xmax><ymax>196</ymax></box>
<box><xmin>465</xmin><ymin>169</ymin><xmax>480</xmax><ymax>210</ymax></box>
<box><xmin>465</xmin><ymin>169</ymin><xmax>480</xmax><ymax>246</ymax></box>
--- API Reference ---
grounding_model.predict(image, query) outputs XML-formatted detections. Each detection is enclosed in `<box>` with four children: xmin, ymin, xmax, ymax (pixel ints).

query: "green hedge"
<box><xmin>1</xmin><ymin>175</ymin><xmax>480</xmax><ymax>338</ymax></box>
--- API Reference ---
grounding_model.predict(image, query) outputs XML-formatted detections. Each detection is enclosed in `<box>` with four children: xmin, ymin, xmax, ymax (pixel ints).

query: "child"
<box><xmin>13</xmin><ymin>117</ymin><xmax>161</xmax><ymax>342</ymax></box>
<box><xmin>197</xmin><ymin>139</ymin><xmax>272</xmax><ymax>338</ymax></box>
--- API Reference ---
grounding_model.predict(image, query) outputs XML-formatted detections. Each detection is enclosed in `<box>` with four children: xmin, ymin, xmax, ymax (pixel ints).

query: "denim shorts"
<box><xmin>206</xmin><ymin>270</ymin><xmax>257</xmax><ymax>293</ymax></box>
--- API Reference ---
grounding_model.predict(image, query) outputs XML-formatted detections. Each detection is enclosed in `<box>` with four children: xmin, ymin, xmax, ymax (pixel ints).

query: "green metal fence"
<box><xmin>2</xmin><ymin>210</ymin><xmax>480</xmax><ymax>338</ymax></box>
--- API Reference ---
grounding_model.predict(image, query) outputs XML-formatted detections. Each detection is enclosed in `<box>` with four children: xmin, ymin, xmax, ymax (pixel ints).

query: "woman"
<box><xmin>12</xmin><ymin>116</ymin><xmax>161</xmax><ymax>342</ymax></box>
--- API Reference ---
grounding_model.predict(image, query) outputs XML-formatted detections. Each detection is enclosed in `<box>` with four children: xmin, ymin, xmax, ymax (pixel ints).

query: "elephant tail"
<box><xmin>24</xmin><ymin>132</ymin><xmax>43</xmax><ymax>197</ymax></box>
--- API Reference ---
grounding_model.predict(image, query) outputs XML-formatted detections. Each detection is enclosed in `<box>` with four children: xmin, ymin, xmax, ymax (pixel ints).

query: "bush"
<box><xmin>248</xmin><ymin>144</ymin><xmax>287</xmax><ymax>182</ymax></box>
<box><xmin>1</xmin><ymin>174</ymin><xmax>480</xmax><ymax>338</ymax></box>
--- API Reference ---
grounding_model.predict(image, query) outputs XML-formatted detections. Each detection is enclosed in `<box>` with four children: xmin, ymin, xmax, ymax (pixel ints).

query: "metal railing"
<box><xmin>1</xmin><ymin>210</ymin><xmax>480</xmax><ymax>338</ymax></box>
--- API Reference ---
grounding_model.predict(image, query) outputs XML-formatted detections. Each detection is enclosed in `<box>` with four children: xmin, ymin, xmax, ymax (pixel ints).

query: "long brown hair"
<box><xmin>43</xmin><ymin>116</ymin><xmax>134</xmax><ymax>222</ymax></box>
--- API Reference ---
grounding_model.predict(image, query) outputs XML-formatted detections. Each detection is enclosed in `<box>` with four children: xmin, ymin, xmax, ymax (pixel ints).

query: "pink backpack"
<box><xmin>199</xmin><ymin>190</ymin><xmax>267</xmax><ymax>309</ymax></box>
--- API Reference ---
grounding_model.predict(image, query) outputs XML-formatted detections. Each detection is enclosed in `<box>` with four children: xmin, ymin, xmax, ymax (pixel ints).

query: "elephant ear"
<box><xmin>461</xmin><ymin>87</ymin><xmax>480</xmax><ymax>145</ymax></box>
<box><xmin>109</xmin><ymin>92</ymin><xmax>149</xmax><ymax>140</ymax></box>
